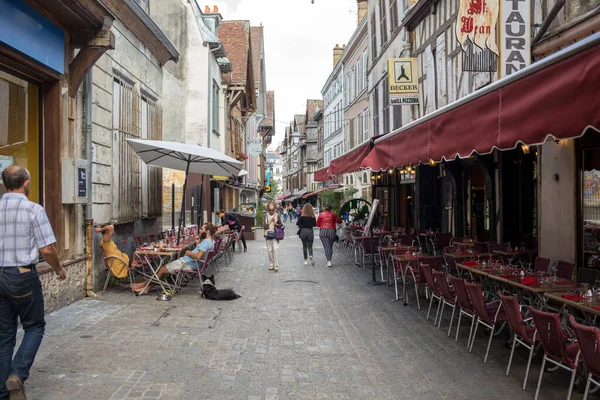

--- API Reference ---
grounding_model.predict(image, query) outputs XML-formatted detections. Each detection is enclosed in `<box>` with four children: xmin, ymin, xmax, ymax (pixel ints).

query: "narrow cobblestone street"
<box><xmin>22</xmin><ymin>223</ymin><xmax>577</xmax><ymax>399</ymax></box>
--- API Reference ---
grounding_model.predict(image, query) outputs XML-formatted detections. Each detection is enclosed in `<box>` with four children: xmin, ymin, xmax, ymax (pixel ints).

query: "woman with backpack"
<box><xmin>297</xmin><ymin>203</ymin><xmax>317</xmax><ymax>266</ymax></box>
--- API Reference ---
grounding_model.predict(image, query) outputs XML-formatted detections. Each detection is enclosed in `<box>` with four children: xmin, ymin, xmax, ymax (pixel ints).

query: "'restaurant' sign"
<box><xmin>456</xmin><ymin>0</ymin><xmax>500</xmax><ymax>56</ymax></box>
<box><xmin>387</xmin><ymin>58</ymin><xmax>419</xmax><ymax>105</ymax></box>
<box><xmin>500</xmin><ymin>0</ymin><xmax>531</xmax><ymax>77</ymax></box>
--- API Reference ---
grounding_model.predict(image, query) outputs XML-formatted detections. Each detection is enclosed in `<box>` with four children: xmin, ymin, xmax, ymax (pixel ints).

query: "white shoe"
<box><xmin>327</xmin><ymin>261</ymin><xmax>332</xmax><ymax>267</ymax></box>
<box><xmin>303</xmin><ymin>260</ymin><xmax>308</xmax><ymax>265</ymax></box>
<box><xmin>309</xmin><ymin>256</ymin><xmax>315</xmax><ymax>266</ymax></box>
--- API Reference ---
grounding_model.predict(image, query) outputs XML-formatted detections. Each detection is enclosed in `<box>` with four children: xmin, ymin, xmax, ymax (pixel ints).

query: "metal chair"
<box><xmin>530</xmin><ymin>307</ymin><xmax>580</xmax><ymax>400</ymax></box>
<box><xmin>569</xmin><ymin>315</ymin><xmax>600</xmax><ymax>400</ymax></box>
<box><xmin>499</xmin><ymin>291</ymin><xmax>538</xmax><ymax>390</ymax></box>
<box><xmin>100</xmin><ymin>245</ymin><xmax>136</xmax><ymax>294</ymax></box>
<box><xmin>465</xmin><ymin>282</ymin><xmax>507</xmax><ymax>363</ymax></box>
<box><xmin>556</xmin><ymin>260</ymin><xmax>575</xmax><ymax>280</ymax></box>
<box><xmin>578</xmin><ymin>268</ymin><xmax>600</xmax><ymax>285</ymax></box>
<box><xmin>487</xmin><ymin>243</ymin><xmax>509</xmax><ymax>262</ymax></box>
<box><xmin>235</xmin><ymin>226</ymin><xmax>245</xmax><ymax>252</ymax></box>
<box><xmin>433</xmin><ymin>232</ymin><xmax>453</xmax><ymax>256</ymax></box>
<box><xmin>392</xmin><ymin>248</ymin><xmax>419</xmax><ymax>306</ymax></box>
<box><xmin>533</xmin><ymin>256</ymin><xmax>551</xmax><ymax>274</ymax></box>
<box><xmin>421</xmin><ymin>263</ymin><xmax>443</xmax><ymax>324</ymax></box>
<box><xmin>449</xmin><ymin>276</ymin><xmax>475</xmax><ymax>346</ymax></box>
<box><xmin>433</xmin><ymin>270</ymin><xmax>457</xmax><ymax>337</ymax></box>
<box><xmin>174</xmin><ymin>250</ymin><xmax>216</xmax><ymax>291</ymax></box>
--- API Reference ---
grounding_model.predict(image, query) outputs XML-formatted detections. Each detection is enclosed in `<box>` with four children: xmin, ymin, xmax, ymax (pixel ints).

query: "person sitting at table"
<box><xmin>130</xmin><ymin>223</ymin><xmax>216</xmax><ymax>294</ymax></box>
<box><xmin>96</xmin><ymin>224</ymin><xmax>137</xmax><ymax>280</ymax></box>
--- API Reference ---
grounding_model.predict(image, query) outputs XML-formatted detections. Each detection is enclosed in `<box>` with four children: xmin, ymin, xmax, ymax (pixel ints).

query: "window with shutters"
<box><xmin>357</xmin><ymin>114</ymin><xmax>363</xmax><ymax>144</ymax></box>
<box><xmin>356</xmin><ymin>58</ymin><xmax>363</xmax><ymax>94</ymax></box>
<box><xmin>113</xmin><ymin>77</ymin><xmax>141</xmax><ymax>222</ymax></box>
<box><xmin>349</xmin><ymin>118</ymin><xmax>355</xmax><ymax>149</ymax></box>
<box><xmin>371</xmin><ymin>13</ymin><xmax>377</xmax><ymax>59</ymax></box>
<box><xmin>373</xmin><ymin>85</ymin><xmax>379</xmax><ymax>136</ymax></box>
<box><xmin>382</xmin><ymin>79</ymin><xmax>390</xmax><ymax>134</ymax></box>
<box><xmin>363</xmin><ymin>109</ymin><xmax>369</xmax><ymax>139</ymax></box>
<box><xmin>379</xmin><ymin>0</ymin><xmax>388</xmax><ymax>46</ymax></box>
<box><xmin>141</xmin><ymin>96</ymin><xmax>163</xmax><ymax>218</ymax></box>
<box><xmin>393</xmin><ymin>104</ymin><xmax>402</xmax><ymax>131</ymax></box>
<box><xmin>389</xmin><ymin>0</ymin><xmax>399</xmax><ymax>32</ymax></box>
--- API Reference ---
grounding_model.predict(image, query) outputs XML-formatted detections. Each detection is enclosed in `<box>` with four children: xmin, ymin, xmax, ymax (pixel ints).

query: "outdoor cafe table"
<box><xmin>492</xmin><ymin>249</ymin><xmax>536</xmax><ymax>264</ymax></box>
<box><xmin>135</xmin><ymin>243</ymin><xmax>192</xmax><ymax>294</ymax></box>
<box><xmin>458</xmin><ymin>262</ymin><xmax>584</xmax><ymax>308</ymax></box>
<box><xmin>544</xmin><ymin>292</ymin><xmax>600</xmax><ymax>325</ymax></box>
<box><xmin>454</xmin><ymin>241</ymin><xmax>475</xmax><ymax>247</ymax></box>
<box><xmin>379</xmin><ymin>245</ymin><xmax>415</xmax><ymax>284</ymax></box>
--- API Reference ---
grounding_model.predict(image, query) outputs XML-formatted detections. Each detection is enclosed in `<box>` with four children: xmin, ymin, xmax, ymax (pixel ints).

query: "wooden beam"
<box><xmin>68</xmin><ymin>30</ymin><xmax>115</xmax><ymax>97</ymax></box>
<box><xmin>70</xmin><ymin>29</ymin><xmax>114</xmax><ymax>48</ymax></box>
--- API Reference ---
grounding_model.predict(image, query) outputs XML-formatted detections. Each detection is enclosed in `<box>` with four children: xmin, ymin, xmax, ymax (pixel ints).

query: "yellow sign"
<box><xmin>387</xmin><ymin>58</ymin><xmax>419</xmax><ymax>105</ymax></box>
<box><xmin>265</xmin><ymin>185</ymin><xmax>271</xmax><ymax>193</ymax></box>
<box><xmin>212</xmin><ymin>175</ymin><xmax>229</xmax><ymax>181</ymax></box>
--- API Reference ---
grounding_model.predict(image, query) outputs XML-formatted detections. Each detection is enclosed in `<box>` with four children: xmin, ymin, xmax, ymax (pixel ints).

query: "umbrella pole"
<box><xmin>177</xmin><ymin>161</ymin><xmax>191</xmax><ymax>245</ymax></box>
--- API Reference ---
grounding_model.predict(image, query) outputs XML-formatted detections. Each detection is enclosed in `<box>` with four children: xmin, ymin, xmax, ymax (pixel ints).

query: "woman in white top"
<box><xmin>264</xmin><ymin>203</ymin><xmax>281</xmax><ymax>271</ymax></box>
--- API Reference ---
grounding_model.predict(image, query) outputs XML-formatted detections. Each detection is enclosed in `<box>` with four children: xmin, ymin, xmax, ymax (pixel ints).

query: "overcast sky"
<box><xmin>215</xmin><ymin>0</ymin><xmax>358</xmax><ymax>147</ymax></box>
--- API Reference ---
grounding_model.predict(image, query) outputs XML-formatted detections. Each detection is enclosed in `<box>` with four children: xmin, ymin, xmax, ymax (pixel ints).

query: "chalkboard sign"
<box><xmin>77</xmin><ymin>168</ymin><xmax>86</xmax><ymax>197</ymax></box>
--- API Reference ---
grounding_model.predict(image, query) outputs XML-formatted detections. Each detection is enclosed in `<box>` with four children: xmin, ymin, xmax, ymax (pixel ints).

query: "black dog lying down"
<box><xmin>200</xmin><ymin>275</ymin><xmax>241</xmax><ymax>300</ymax></box>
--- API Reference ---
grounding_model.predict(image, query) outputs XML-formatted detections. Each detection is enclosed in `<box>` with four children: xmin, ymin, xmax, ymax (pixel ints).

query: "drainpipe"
<box><xmin>84</xmin><ymin>71</ymin><xmax>97</xmax><ymax>298</ymax></box>
<box><xmin>207</xmin><ymin>45</ymin><xmax>221</xmax><ymax>148</ymax></box>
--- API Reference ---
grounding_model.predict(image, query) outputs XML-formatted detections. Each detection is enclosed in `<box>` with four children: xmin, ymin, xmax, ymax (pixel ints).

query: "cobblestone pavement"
<box><xmin>20</xmin><ymin>221</ymin><xmax>581</xmax><ymax>399</ymax></box>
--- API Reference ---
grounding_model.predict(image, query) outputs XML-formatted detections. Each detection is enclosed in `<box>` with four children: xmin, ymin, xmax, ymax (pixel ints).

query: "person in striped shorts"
<box><xmin>316</xmin><ymin>204</ymin><xmax>342</xmax><ymax>267</ymax></box>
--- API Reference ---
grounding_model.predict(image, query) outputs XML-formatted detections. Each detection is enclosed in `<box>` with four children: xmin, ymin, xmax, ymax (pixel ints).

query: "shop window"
<box><xmin>112</xmin><ymin>77</ymin><xmax>141</xmax><ymax>222</ymax></box>
<box><xmin>0</xmin><ymin>70</ymin><xmax>40</xmax><ymax>203</ymax></box>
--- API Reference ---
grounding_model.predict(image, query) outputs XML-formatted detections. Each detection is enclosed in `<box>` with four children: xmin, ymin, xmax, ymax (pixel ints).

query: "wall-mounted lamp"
<box><xmin>429</xmin><ymin>159</ymin><xmax>436</xmax><ymax>166</ymax></box>
<box><xmin>521</xmin><ymin>144</ymin><xmax>530</xmax><ymax>154</ymax></box>
<box><xmin>388</xmin><ymin>169</ymin><xmax>394</xmax><ymax>175</ymax></box>
<box><xmin>406</xmin><ymin>165</ymin><xmax>413</xmax><ymax>173</ymax></box>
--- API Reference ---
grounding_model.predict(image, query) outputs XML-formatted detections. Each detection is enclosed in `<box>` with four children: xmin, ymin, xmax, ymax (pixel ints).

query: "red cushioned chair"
<box><xmin>433</xmin><ymin>270</ymin><xmax>457</xmax><ymax>337</ymax></box>
<box><xmin>530</xmin><ymin>308</ymin><xmax>580</xmax><ymax>400</ymax></box>
<box><xmin>499</xmin><ymin>291</ymin><xmax>539</xmax><ymax>390</ymax></box>
<box><xmin>465</xmin><ymin>282</ymin><xmax>507</xmax><ymax>363</ymax></box>
<box><xmin>569</xmin><ymin>315</ymin><xmax>600</xmax><ymax>400</ymax></box>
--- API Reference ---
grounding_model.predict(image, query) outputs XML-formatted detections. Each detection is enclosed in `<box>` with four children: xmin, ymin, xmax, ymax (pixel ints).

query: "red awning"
<box><xmin>313</xmin><ymin>166</ymin><xmax>330</xmax><ymax>182</ymax></box>
<box><xmin>328</xmin><ymin>141</ymin><xmax>371</xmax><ymax>175</ymax></box>
<box><xmin>362</xmin><ymin>33</ymin><xmax>600</xmax><ymax>170</ymax></box>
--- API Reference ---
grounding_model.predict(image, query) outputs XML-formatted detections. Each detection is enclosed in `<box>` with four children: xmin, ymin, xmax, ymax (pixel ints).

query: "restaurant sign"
<box><xmin>500</xmin><ymin>0</ymin><xmax>531</xmax><ymax>77</ymax></box>
<box><xmin>456</xmin><ymin>0</ymin><xmax>500</xmax><ymax>72</ymax></box>
<box><xmin>387</xmin><ymin>58</ymin><xmax>419</xmax><ymax>105</ymax></box>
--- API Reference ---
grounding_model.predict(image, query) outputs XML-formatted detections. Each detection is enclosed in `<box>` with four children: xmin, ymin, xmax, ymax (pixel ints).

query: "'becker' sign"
<box><xmin>500</xmin><ymin>0</ymin><xmax>531</xmax><ymax>77</ymax></box>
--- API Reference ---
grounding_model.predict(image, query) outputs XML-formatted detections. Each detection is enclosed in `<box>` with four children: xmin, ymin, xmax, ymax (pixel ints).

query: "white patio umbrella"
<box><xmin>126</xmin><ymin>139</ymin><xmax>244</xmax><ymax>243</ymax></box>
<box><xmin>238</xmin><ymin>169</ymin><xmax>249</xmax><ymax>177</ymax></box>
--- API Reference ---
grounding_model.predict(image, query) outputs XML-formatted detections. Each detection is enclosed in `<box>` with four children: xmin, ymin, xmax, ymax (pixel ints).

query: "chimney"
<box><xmin>205</xmin><ymin>5</ymin><xmax>210</xmax><ymax>13</ymax></box>
<box><xmin>333</xmin><ymin>44</ymin><xmax>344</xmax><ymax>68</ymax></box>
<box><xmin>357</xmin><ymin>0</ymin><xmax>368</xmax><ymax>24</ymax></box>
<box><xmin>213</xmin><ymin>5</ymin><xmax>218</xmax><ymax>13</ymax></box>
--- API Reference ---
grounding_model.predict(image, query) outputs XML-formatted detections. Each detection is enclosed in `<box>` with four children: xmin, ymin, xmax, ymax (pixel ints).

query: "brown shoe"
<box><xmin>6</xmin><ymin>375</ymin><xmax>26</xmax><ymax>400</ymax></box>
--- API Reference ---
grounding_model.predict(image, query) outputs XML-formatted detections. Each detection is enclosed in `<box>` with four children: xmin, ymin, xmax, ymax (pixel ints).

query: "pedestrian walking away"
<box><xmin>316</xmin><ymin>204</ymin><xmax>342</xmax><ymax>267</ymax></box>
<box><xmin>282</xmin><ymin>207</ymin><xmax>288</xmax><ymax>223</ymax></box>
<box><xmin>0</xmin><ymin>165</ymin><xmax>67</xmax><ymax>400</ymax></box>
<box><xmin>216</xmin><ymin>210</ymin><xmax>247</xmax><ymax>252</ymax></box>
<box><xmin>297</xmin><ymin>203</ymin><xmax>317</xmax><ymax>266</ymax></box>
<box><xmin>263</xmin><ymin>203</ymin><xmax>281</xmax><ymax>271</ymax></box>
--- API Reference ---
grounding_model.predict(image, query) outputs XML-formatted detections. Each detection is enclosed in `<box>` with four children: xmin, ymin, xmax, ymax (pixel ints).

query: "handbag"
<box><xmin>266</xmin><ymin>231</ymin><xmax>276</xmax><ymax>240</ymax></box>
<box><xmin>274</xmin><ymin>225</ymin><xmax>285</xmax><ymax>240</ymax></box>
